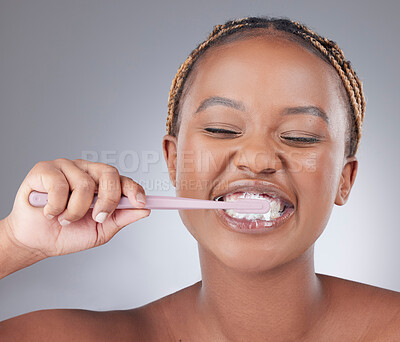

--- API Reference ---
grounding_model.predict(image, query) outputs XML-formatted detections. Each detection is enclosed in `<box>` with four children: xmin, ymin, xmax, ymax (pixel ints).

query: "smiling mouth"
<box><xmin>213</xmin><ymin>191</ymin><xmax>295</xmax><ymax>231</ymax></box>
<box><xmin>214</xmin><ymin>192</ymin><xmax>293</xmax><ymax>220</ymax></box>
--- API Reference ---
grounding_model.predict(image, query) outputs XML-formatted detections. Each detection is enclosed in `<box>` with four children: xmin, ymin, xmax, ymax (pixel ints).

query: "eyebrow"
<box><xmin>194</xmin><ymin>96</ymin><xmax>330</xmax><ymax>125</ymax></box>
<box><xmin>195</xmin><ymin>96</ymin><xmax>246</xmax><ymax>113</ymax></box>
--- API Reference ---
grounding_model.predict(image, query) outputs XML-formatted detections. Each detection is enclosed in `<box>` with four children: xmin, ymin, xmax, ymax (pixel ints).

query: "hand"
<box><xmin>4</xmin><ymin>158</ymin><xmax>151</xmax><ymax>259</ymax></box>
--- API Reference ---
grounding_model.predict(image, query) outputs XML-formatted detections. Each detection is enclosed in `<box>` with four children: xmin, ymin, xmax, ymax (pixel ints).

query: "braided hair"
<box><xmin>166</xmin><ymin>16</ymin><xmax>366</xmax><ymax>158</ymax></box>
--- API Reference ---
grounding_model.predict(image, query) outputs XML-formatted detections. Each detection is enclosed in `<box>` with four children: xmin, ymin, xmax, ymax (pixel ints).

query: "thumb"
<box><xmin>102</xmin><ymin>209</ymin><xmax>151</xmax><ymax>239</ymax></box>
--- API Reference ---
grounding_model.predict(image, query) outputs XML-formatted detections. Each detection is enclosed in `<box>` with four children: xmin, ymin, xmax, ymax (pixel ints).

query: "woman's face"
<box><xmin>163</xmin><ymin>35</ymin><xmax>358</xmax><ymax>272</ymax></box>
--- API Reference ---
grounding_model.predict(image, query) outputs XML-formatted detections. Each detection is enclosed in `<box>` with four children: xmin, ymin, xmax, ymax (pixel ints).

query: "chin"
<box><xmin>199</xmin><ymin>235</ymin><xmax>299</xmax><ymax>274</ymax></box>
<box><xmin>181</xmin><ymin>208</ymin><xmax>313</xmax><ymax>274</ymax></box>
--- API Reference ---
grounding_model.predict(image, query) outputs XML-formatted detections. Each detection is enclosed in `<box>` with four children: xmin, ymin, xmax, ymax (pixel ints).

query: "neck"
<box><xmin>196</xmin><ymin>245</ymin><xmax>329</xmax><ymax>341</ymax></box>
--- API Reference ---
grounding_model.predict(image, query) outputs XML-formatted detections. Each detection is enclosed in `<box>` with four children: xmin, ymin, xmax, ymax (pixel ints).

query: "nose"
<box><xmin>232</xmin><ymin>133</ymin><xmax>283</xmax><ymax>174</ymax></box>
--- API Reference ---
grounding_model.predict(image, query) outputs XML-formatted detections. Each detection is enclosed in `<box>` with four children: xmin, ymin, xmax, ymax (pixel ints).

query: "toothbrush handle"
<box><xmin>28</xmin><ymin>191</ymin><xmax>265</xmax><ymax>211</ymax></box>
<box><xmin>28</xmin><ymin>191</ymin><xmax>150</xmax><ymax>209</ymax></box>
<box><xmin>142</xmin><ymin>196</ymin><xmax>266</xmax><ymax>211</ymax></box>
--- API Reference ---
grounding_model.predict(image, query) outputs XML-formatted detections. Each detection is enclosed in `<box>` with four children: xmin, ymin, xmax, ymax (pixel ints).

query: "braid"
<box><xmin>291</xmin><ymin>21</ymin><xmax>366</xmax><ymax>156</ymax></box>
<box><xmin>166</xmin><ymin>16</ymin><xmax>366</xmax><ymax>157</ymax></box>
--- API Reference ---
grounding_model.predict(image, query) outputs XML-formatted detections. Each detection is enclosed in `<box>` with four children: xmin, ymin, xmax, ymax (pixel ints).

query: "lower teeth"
<box><xmin>224</xmin><ymin>208</ymin><xmax>285</xmax><ymax>221</ymax></box>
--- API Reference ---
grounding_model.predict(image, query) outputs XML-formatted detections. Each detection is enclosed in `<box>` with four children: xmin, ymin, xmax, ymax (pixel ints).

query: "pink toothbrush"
<box><xmin>28</xmin><ymin>191</ymin><xmax>270</xmax><ymax>214</ymax></box>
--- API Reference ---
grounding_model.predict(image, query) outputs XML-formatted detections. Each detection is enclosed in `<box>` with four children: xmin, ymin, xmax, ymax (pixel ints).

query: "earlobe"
<box><xmin>162</xmin><ymin>134</ymin><xmax>178</xmax><ymax>187</ymax></box>
<box><xmin>335</xmin><ymin>156</ymin><xmax>358</xmax><ymax>206</ymax></box>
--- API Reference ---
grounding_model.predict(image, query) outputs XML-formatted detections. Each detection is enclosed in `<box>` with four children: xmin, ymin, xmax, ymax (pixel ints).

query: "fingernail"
<box><xmin>135</xmin><ymin>193</ymin><xmax>146</xmax><ymax>206</ymax></box>
<box><xmin>95</xmin><ymin>212</ymin><xmax>108</xmax><ymax>223</ymax></box>
<box><xmin>59</xmin><ymin>219</ymin><xmax>71</xmax><ymax>226</ymax></box>
<box><xmin>46</xmin><ymin>214</ymin><xmax>55</xmax><ymax>220</ymax></box>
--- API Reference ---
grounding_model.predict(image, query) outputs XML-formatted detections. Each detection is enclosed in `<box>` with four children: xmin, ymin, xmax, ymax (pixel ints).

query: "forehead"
<box><xmin>180</xmin><ymin>35</ymin><xmax>347</xmax><ymax>128</ymax></box>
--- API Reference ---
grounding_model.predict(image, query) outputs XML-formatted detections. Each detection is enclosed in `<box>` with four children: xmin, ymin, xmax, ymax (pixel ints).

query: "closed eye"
<box><xmin>204</xmin><ymin>128</ymin><xmax>320</xmax><ymax>144</ymax></box>
<box><xmin>204</xmin><ymin>128</ymin><xmax>240</xmax><ymax>134</ymax></box>
<box><xmin>282</xmin><ymin>136</ymin><xmax>320</xmax><ymax>144</ymax></box>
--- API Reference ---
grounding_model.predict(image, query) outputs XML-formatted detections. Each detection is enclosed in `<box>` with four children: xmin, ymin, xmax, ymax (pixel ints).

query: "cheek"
<box><xmin>174</xmin><ymin>135</ymin><xmax>227</xmax><ymax>238</ymax></box>
<box><xmin>290</xmin><ymin>146</ymin><xmax>342</xmax><ymax>241</ymax></box>
<box><xmin>175</xmin><ymin>135</ymin><xmax>227</xmax><ymax>198</ymax></box>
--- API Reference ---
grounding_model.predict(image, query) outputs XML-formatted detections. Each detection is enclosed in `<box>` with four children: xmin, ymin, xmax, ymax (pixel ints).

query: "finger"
<box><xmin>71</xmin><ymin>158</ymin><xmax>96</xmax><ymax>174</ymax></box>
<box><xmin>92</xmin><ymin>166</ymin><xmax>122</xmax><ymax>223</ymax></box>
<box><xmin>73</xmin><ymin>160</ymin><xmax>149</xmax><ymax>226</ymax></box>
<box><xmin>55</xmin><ymin>159</ymin><xmax>96</xmax><ymax>225</ymax></box>
<box><xmin>26</xmin><ymin>162</ymin><xmax>70</xmax><ymax>219</ymax></box>
<box><xmin>72</xmin><ymin>160</ymin><xmax>123</xmax><ymax>223</ymax></box>
<box><xmin>101</xmin><ymin>208</ymin><xmax>151</xmax><ymax>242</ymax></box>
<box><xmin>120</xmin><ymin>175</ymin><xmax>147</xmax><ymax>208</ymax></box>
<box><xmin>95</xmin><ymin>176</ymin><xmax>151</xmax><ymax>239</ymax></box>
<box><xmin>73</xmin><ymin>160</ymin><xmax>147</xmax><ymax>222</ymax></box>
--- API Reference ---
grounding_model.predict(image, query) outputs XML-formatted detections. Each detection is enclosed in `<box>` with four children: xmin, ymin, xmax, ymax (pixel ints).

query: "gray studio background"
<box><xmin>0</xmin><ymin>0</ymin><xmax>399</xmax><ymax>320</ymax></box>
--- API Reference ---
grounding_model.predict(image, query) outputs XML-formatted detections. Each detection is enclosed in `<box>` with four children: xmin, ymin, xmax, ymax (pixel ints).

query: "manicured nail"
<box><xmin>46</xmin><ymin>214</ymin><xmax>55</xmax><ymax>220</ymax></box>
<box><xmin>135</xmin><ymin>193</ymin><xmax>146</xmax><ymax>206</ymax></box>
<box><xmin>59</xmin><ymin>219</ymin><xmax>71</xmax><ymax>226</ymax></box>
<box><xmin>95</xmin><ymin>212</ymin><xmax>108</xmax><ymax>223</ymax></box>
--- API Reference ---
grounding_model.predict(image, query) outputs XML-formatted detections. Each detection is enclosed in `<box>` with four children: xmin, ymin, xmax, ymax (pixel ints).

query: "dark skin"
<box><xmin>0</xmin><ymin>35</ymin><xmax>399</xmax><ymax>341</ymax></box>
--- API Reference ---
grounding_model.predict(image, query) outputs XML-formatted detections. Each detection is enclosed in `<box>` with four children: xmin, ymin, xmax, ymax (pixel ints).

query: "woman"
<box><xmin>0</xmin><ymin>16</ymin><xmax>399</xmax><ymax>341</ymax></box>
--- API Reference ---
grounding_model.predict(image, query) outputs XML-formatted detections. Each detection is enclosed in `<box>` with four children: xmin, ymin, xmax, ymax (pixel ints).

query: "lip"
<box><xmin>211</xmin><ymin>179</ymin><xmax>296</xmax><ymax>208</ymax></box>
<box><xmin>211</xmin><ymin>179</ymin><xmax>296</xmax><ymax>234</ymax></box>
<box><xmin>215</xmin><ymin>206</ymin><xmax>295</xmax><ymax>234</ymax></box>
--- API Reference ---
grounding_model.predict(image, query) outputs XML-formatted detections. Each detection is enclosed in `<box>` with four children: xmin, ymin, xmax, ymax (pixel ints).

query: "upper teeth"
<box><xmin>222</xmin><ymin>192</ymin><xmax>286</xmax><ymax>216</ymax></box>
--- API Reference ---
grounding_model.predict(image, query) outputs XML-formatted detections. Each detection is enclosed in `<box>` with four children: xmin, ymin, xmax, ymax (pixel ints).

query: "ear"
<box><xmin>334</xmin><ymin>156</ymin><xmax>358</xmax><ymax>206</ymax></box>
<box><xmin>162</xmin><ymin>134</ymin><xmax>178</xmax><ymax>188</ymax></box>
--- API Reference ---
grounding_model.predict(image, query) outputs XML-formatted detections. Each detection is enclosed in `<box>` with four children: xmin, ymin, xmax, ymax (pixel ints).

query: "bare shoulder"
<box><xmin>0</xmin><ymin>307</ymin><xmax>151</xmax><ymax>342</ymax></box>
<box><xmin>317</xmin><ymin>273</ymin><xmax>400</xmax><ymax>312</ymax></box>
<box><xmin>0</xmin><ymin>282</ymin><xmax>200</xmax><ymax>342</ymax></box>
<box><xmin>128</xmin><ymin>281</ymin><xmax>202</xmax><ymax>340</ymax></box>
<box><xmin>317</xmin><ymin>273</ymin><xmax>400</xmax><ymax>339</ymax></box>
